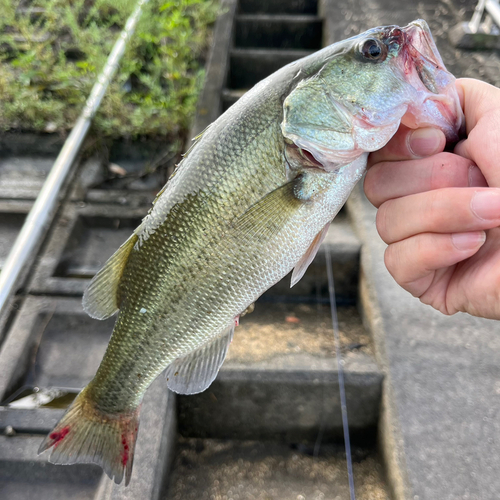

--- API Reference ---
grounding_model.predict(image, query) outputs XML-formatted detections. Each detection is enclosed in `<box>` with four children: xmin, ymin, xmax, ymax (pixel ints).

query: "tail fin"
<box><xmin>38</xmin><ymin>389</ymin><xmax>140</xmax><ymax>485</ymax></box>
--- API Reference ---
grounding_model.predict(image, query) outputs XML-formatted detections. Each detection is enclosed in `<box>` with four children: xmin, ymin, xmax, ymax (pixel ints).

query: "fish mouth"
<box><xmin>399</xmin><ymin>20</ymin><xmax>464</xmax><ymax>141</ymax></box>
<box><xmin>284</xmin><ymin>134</ymin><xmax>367</xmax><ymax>173</ymax></box>
<box><xmin>284</xmin><ymin>138</ymin><xmax>340</xmax><ymax>173</ymax></box>
<box><xmin>286</xmin><ymin>141</ymin><xmax>324</xmax><ymax>168</ymax></box>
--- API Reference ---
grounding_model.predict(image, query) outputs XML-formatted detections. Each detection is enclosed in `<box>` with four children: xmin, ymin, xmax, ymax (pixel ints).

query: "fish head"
<box><xmin>281</xmin><ymin>19</ymin><xmax>464</xmax><ymax>173</ymax></box>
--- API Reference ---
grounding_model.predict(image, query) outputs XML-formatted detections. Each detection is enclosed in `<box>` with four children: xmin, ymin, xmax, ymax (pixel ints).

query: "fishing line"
<box><xmin>313</xmin><ymin>271</ymin><xmax>327</xmax><ymax>458</ymax></box>
<box><xmin>325</xmin><ymin>245</ymin><xmax>356</xmax><ymax>500</ymax></box>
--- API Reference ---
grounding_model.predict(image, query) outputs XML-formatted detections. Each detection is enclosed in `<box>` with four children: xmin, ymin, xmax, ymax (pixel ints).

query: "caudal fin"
<box><xmin>38</xmin><ymin>389</ymin><xmax>140</xmax><ymax>485</ymax></box>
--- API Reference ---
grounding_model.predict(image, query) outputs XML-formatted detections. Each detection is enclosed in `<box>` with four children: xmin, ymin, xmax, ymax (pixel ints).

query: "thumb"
<box><xmin>454</xmin><ymin>79</ymin><xmax>500</xmax><ymax>187</ymax></box>
<box><xmin>368</xmin><ymin>125</ymin><xmax>445</xmax><ymax>168</ymax></box>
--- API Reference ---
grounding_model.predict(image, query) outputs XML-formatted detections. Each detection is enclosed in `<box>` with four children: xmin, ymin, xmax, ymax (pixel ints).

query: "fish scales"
<box><xmin>39</xmin><ymin>20</ymin><xmax>464</xmax><ymax>485</ymax></box>
<box><xmin>89</xmin><ymin>104</ymin><xmax>341</xmax><ymax>409</ymax></box>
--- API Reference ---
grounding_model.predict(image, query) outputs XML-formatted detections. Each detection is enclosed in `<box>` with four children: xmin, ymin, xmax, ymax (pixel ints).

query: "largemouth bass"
<box><xmin>39</xmin><ymin>20</ymin><xmax>464</xmax><ymax>484</ymax></box>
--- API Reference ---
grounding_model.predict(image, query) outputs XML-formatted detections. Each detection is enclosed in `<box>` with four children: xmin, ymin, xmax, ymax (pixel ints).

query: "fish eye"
<box><xmin>360</xmin><ymin>39</ymin><xmax>387</xmax><ymax>62</ymax></box>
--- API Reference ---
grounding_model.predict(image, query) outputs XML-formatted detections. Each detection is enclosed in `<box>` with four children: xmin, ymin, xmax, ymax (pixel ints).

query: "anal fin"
<box><xmin>82</xmin><ymin>234</ymin><xmax>138</xmax><ymax>320</ymax></box>
<box><xmin>291</xmin><ymin>222</ymin><xmax>330</xmax><ymax>287</ymax></box>
<box><xmin>165</xmin><ymin>323</ymin><xmax>235</xmax><ymax>395</ymax></box>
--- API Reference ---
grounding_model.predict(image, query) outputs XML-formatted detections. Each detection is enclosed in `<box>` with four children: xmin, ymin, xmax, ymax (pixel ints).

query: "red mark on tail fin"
<box><xmin>121</xmin><ymin>434</ymin><xmax>129</xmax><ymax>466</ymax></box>
<box><xmin>49</xmin><ymin>426</ymin><xmax>70</xmax><ymax>447</ymax></box>
<box><xmin>39</xmin><ymin>395</ymin><xmax>142</xmax><ymax>486</ymax></box>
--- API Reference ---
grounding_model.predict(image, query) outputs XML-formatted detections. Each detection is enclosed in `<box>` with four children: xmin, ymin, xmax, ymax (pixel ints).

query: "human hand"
<box><xmin>364</xmin><ymin>78</ymin><xmax>500</xmax><ymax>319</ymax></box>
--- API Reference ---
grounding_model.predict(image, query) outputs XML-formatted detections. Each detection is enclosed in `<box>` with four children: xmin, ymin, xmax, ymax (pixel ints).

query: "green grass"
<box><xmin>0</xmin><ymin>0</ymin><xmax>219</xmax><ymax>139</ymax></box>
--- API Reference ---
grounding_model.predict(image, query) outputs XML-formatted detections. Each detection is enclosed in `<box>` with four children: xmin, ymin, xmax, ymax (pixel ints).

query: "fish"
<box><xmin>38</xmin><ymin>20</ymin><xmax>464</xmax><ymax>484</ymax></box>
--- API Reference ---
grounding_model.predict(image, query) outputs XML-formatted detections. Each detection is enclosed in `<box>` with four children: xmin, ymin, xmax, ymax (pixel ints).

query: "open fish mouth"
<box><xmin>284</xmin><ymin>136</ymin><xmax>360</xmax><ymax>174</ymax></box>
<box><xmin>285</xmin><ymin>140</ymin><xmax>326</xmax><ymax>169</ymax></box>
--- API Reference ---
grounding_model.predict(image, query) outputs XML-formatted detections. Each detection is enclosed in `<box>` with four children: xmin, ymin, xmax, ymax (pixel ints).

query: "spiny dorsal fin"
<box><xmin>165</xmin><ymin>323</ymin><xmax>235</xmax><ymax>395</ymax></box>
<box><xmin>151</xmin><ymin>183</ymin><xmax>168</xmax><ymax>207</ymax></box>
<box><xmin>146</xmin><ymin>124</ymin><xmax>212</xmax><ymax>212</ymax></box>
<box><xmin>291</xmin><ymin>222</ymin><xmax>330</xmax><ymax>287</ymax></box>
<box><xmin>82</xmin><ymin>234</ymin><xmax>138</xmax><ymax>320</ymax></box>
<box><xmin>184</xmin><ymin>123</ymin><xmax>212</xmax><ymax>158</ymax></box>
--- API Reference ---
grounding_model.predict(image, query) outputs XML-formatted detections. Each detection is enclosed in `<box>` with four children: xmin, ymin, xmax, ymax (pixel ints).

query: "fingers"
<box><xmin>364</xmin><ymin>152</ymin><xmax>487</xmax><ymax>208</ymax></box>
<box><xmin>384</xmin><ymin>231</ymin><xmax>486</xmax><ymax>298</ymax></box>
<box><xmin>367</xmin><ymin>126</ymin><xmax>445</xmax><ymax>167</ymax></box>
<box><xmin>454</xmin><ymin>114</ymin><xmax>500</xmax><ymax>188</ymax></box>
<box><xmin>376</xmin><ymin>188</ymin><xmax>500</xmax><ymax>244</ymax></box>
<box><xmin>455</xmin><ymin>78</ymin><xmax>500</xmax><ymax>134</ymax></box>
<box><xmin>453</xmin><ymin>79</ymin><xmax>500</xmax><ymax>188</ymax></box>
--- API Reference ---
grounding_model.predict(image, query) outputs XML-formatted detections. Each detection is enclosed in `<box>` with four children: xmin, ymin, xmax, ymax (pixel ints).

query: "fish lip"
<box><xmin>285</xmin><ymin>135</ymin><xmax>360</xmax><ymax>173</ymax></box>
<box><xmin>284</xmin><ymin>139</ymin><xmax>338</xmax><ymax>173</ymax></box>
<box><xmin>399</xmin><ymin>20</ymin><xmax>465</xmax><ymax>141</ymax></box>
<box><xmin>403</xmin><ymin>20</ymin><xmax>445</xmax><ymax>72</ymax></box>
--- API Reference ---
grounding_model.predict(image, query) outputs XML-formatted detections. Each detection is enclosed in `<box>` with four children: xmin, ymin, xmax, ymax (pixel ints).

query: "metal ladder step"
<box><xmin>229</xmin><ymin>48</ymin><xmax>314</xmax><ymax>89</ymax></box>
<box><xmin>166</xmin><ymin>438</ymin><xmax>389</xmax><ymax>500</ymax></box>
<box><xmin>238</xmin><ymin>0</ymin><xmax>319</xmax><ymax>15</ymax></box>
<box><xmin>234</xmin><ymin>14</ymin><xmax>323</xmax><ymax>49</ymax></box>
<box><xmin>178</xmin><ymin>301</ymin><xmax>382</xmax><ymax>442</ymax></box>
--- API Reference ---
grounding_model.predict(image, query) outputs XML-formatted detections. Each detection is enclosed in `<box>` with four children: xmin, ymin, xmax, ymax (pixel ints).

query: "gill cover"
<box><xmin>282</xmin><ymin>74</ymin><xmax>354</xmax><ymax>157</ymax></box>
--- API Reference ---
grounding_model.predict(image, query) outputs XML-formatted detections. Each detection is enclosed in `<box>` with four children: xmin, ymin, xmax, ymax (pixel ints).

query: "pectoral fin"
<box><xmin>165</xmin><ymin>323</ymin><xmax>235</xmax><ymax>395</ymax></box>
<box><xmin>231</xmin><ymin>176</ymin><xmax>304</xmax><ymax>243</ymax></box>
<box><xmin>291</xmin><ymin>222</ymin><xmax>330</xmax><ymax>287</ymax></box>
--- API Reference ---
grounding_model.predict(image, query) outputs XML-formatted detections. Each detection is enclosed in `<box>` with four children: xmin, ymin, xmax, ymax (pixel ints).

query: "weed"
<box><xmin>0</xmin><ymin>0</ymin><xmax>219</xmax><ymax>139</ymax></box>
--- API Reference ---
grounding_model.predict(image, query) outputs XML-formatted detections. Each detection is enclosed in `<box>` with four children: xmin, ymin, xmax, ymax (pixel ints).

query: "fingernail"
<box><xmin>451</xmin><ymin>231</ymin><xmax>486</xmax><ymax>251</ymax></box>
<box><xmin>408</xmin><ymin>128</ymin><xmax>443</xmax><ymax>157</ymax></box>
<box><xmin>468</xmin><ymin>165</ymin><xmax>488</xmax><ymax>187</ymax></box>
<box><xmin>471</xmin><ymin>190</ymin><xmax>500</xmax><ymax>220</ymax></box>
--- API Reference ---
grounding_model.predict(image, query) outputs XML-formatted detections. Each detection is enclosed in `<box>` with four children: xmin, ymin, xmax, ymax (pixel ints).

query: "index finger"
<box><xmin>367</xmin><ymin>125</ymin><xmax>446</xmax><ymax>168</ymax></box>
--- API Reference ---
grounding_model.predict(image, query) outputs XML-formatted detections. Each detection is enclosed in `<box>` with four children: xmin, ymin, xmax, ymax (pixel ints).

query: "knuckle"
<box><xmin>414</xmin><ymin>234</ymin><xmax>436</xmax><ymax>269</ymax></box>
<box><xmin>376</xmin><ymin>202</ymin><xmax>392</xmax><ymax>242</ymax></box>
<box><xmin>364</xmin><ymin>164</ymin><xmax>387</xmax><ymax>207</ymax></box>
<box><xmin>384</xmin><ymin>243</ymin><xmax>403</xmax><ymax>282</ymax></box>
<box><xmin>383</xmin><ymin>245</ymin><xmax>396</xmax><ymax>275</ymax></box>
<box><xmin>415</xmin><ymin>192</ymin><xmax>437</xmax><ymax>231</ymax></box>
<box><xmin>363</xmin><ymin>171</ymin><xmax>376</xmax><ymax>203</ymax></box>
<box><xmin>422</xmin><ymin>190</ymin><xmax>448</xmax><ymax>229</ymax></box>
<box><xmin>433</xmin><ymin>152</ymin><xmax>456</xmax><ymax>168</ymax></box>
<box><xmin>384</xmin><ymin>242</ymin><xmax>418</xmax><ymax>290</ymax></box>
<box><xmin>429</xmin><ymin>153</ymin><xmax>453</xmax><ymax>189</ymax></box>
<box><xmin>429</xmin><ymin>153</ymin><xmax>468</xmax><ymax>189</ymax></box>
<box><xmin>426</xmin><ymin>189</ymin><xmax>440</xmax><ymax>212</ymax></box>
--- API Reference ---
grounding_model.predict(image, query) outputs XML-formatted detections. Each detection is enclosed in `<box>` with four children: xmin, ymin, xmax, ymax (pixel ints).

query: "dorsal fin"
<box><xmin>184</xmin><ymin>123</ymin><xmax>212</xmax><ymax>158</ymax></box>
<box><xmin>165</xmin><ymin>323</ymin><xmax>235</xmax><ymax>395</ymax></box>
<box><xmin>82</xmin><ymin>234</ymin><xmax>138</xmax><ymax>320</ymax></box>
<box><xmin>144</xmin><ymin>124</ymin><xmax>212</xmax><ymax>215</ymax></box>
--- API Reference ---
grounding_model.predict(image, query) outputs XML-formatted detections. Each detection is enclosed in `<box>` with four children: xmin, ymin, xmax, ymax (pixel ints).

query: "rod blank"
<box><xmin>0</xmin><ymin>0</ymin><xmax>150</xmax><ymax>318</ymax></box>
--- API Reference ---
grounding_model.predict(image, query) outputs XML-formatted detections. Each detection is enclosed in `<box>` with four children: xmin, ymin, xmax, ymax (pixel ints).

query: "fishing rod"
<box><xmin>0</xmin><ymin>0</ymin><xmax>150</xmax><ymax>319</ymax></box>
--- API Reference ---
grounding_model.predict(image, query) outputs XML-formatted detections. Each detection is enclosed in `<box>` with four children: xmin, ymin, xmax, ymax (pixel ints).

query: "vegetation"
<box><xmin>0</xmin><ymin>0</ymin><xmax>219</xmax><ymax>139</ymax></box>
